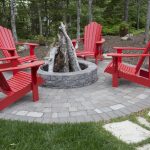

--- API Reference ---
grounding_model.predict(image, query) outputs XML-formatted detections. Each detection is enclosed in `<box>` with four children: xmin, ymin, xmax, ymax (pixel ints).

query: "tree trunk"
<box><xmin>61</xmin><ymin>1</ymin><xmax>67</xmax><ymax>24</ymax></box>
<box><xmin>144</xmin><ymin>0</ymin><xmax>150</xmax><ymax>43</ymax></box>
<box><xmin>77</xmin><ymin>0</ymin><xmax>81</xmax><ymax>40</ymax></box>
<box><xmin>136</xmin><ymin>0</ymin><xmax>140</xmax><ymax>30</ymax></box>
<box><xmin>124</xmin><ymin>0</ymin><xmax>129</xmax><ymax>22</ymax></box>
<box><xmin>88</xmin><ymin>0</ymin><xmax>93</xmax><ymax>23</ymax></box>
<box><xmin>44</xmin><ymin>0</ymin><xmax>48</xmax><ymax>36</ymax></box>
<box><xmin>38</xmin><ymin>5</ymin><xmax>43</xmax><ymax>35</ymax></box>
<box><xmin>66</xmin><ymin>0</ymin><xmax>72</xmax><ymax>33</ymax></box>
<box><xmin>10</xmin><ymin>0</ymin><xmax>18</xmax><ymax>42</ymax></box>
<box><xmin>2</xmin><ymin>0</ymin><xmax>6</xmax><ymax>25</ymax></box>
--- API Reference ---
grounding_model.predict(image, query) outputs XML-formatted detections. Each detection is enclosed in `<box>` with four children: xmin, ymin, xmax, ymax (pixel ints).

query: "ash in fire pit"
<box><xmin>38</xmin><ymin>23</ymin><xmax>98</xmax><ymax>88</ymax></box>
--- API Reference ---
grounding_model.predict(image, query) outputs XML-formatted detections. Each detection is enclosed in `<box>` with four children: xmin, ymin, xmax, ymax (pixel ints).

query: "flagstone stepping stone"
<box><xmin>103</xmin><ymin>120</ymin><xmax>150</xmax><ymax>144</ymax></box>
<box><xmin>137</xmin><ymin>144</ymin><xmax>150</xmax><ymax>150</ymax></box>
<box><xmin>137</xmin><ymin>117</ymin><xmax>150</xmax><ymax>128</ymax></box>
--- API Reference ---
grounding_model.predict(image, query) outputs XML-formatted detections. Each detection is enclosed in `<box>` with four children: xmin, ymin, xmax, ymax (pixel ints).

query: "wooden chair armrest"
<box><xmin>72</xmin><ymin>37</ymin><xmax>84</xmax><ymax>43</ymax></box>
<box><xmin>96</xmin><ymin>38</ymin><xmax>105</xmax><ymax>45</ymax></box>
<box><xmin>0</xmin><ymin>56</ymin><xmax>19</xmax><ymax>61</ymax></box>
<box><xmin>113</xmin><ymin>47</ymin><xmax>146</xmax><ymax>51</ymax></box>
<box><xmin>16</xmin><ymin>42</ymin><xmax>39</xmax><ymax>47</ymax></box>
<box><xmin>107</xmin><ymin>53</ymin><xmax>150</xmax><ymax>57</ymax></box>
<box><xmin>80</xmin><ymin>37</ymin><xmax>84</xmax><ymax>41</ymax></box>
<box><xmin>0</xmin><ymin>61</ymin><xmax>44</xmax><ymax>72</ymax></box>
<box><xmin>16</xmin><ymin>42</ymin><xmax>39</xmax><ymax>56</ymax></box>
<box><xmin>0</xmin><ymin>47</ymin><xmax>16</xmax><ymax>51</ymax></box>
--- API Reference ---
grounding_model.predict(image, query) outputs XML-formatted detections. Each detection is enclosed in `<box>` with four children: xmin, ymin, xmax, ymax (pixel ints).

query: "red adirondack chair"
<box><xmin>0</xmin><ymin>56</ymin><xmax>44</xmax><ymax>110</ymax></box>
<box><xmin>104</xmin><ymin>41</ymin><xmax>150</xmax><ymax>87</ymax></box>
<box><xmin>72</xmin><ymin>22</ymin><xmax>105</xmax><ymax>64</ymax></box>
<box><xmin>0</xmin><ymin>26</ymin><xmax>38</xmax><ymax>65</ymax></box>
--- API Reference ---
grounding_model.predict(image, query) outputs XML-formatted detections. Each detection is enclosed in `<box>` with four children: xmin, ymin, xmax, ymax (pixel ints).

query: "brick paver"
<box><xmin>0</xmin><ymin>60</ymin><xmax>150</xmax><ymax>123</ymax></box>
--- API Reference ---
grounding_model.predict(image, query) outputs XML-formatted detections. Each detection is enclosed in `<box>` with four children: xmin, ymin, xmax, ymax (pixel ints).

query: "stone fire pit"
<box><xmin>38</xmin><ymin>59</ymin><xmax>98</xmax><ymax>89</ymax></box>
<box><xmin>38</xmin><ymin>23</ymin><xmax>98</xmax><ymax>89</ymax></box>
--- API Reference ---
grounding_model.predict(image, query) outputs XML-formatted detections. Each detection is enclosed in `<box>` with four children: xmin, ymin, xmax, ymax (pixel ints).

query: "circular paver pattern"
<box><xmin>0</xmin><ymin>60</ymin><xmax>150</xmax><ymax>123</ymax></box>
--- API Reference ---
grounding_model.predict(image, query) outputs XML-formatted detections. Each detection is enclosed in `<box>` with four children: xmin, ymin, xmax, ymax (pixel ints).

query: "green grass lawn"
<box><xmin>0</xmin><ymin>109</ymin><xmax>150</xmax><ymax>150</ymax></box>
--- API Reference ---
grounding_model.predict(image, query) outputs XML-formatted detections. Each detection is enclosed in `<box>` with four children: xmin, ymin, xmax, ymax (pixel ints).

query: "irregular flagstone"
<box><xmin>136</xmin><ymin>144</ymin><xmax>150</xmax><ymax>150</ymax></box>
<box><xmin>137</xmin><ymin>117</ymin><xmax>150</xmax><ymax>128</ymax></box>
<box><xmin>103</xmin><ymin>120</ymin><xmax>150</xmax><ymax>144</ymax></box>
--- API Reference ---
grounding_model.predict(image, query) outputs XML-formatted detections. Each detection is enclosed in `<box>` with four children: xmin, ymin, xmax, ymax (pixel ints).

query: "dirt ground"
<box><xmin>103</xmin><ymin>33</ymin><xmax>146</xmax><ymax>53</ymax></box>
<box><xmin>101</xmin><ymin>33</ymin><xmax>148</xmax><ymax>67</ymax></box>
<box><xmin>0</xmin><ymin>33</ymin><xmax>145</xmax><ymax>67</ymax></box>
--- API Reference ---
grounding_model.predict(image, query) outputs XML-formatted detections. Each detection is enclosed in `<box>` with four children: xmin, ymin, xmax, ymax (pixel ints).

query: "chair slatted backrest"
<box><xmin>84</xmin><ymin>22</ymin><xmax>102</xmax><ymax>53</ymax></box>
<box><xmin>135</xmin><ymin>41</ymin><xmax>150</xmax><ymax>74</ymax></box>
<box><xmin>0</xmin><ymin>72</ymin><xmax>11</xmax><ymax>93</ymax></box>
<box><xmin>0</xmin><ymin>26</ymin><xmax>18</xmax><ymax>57</ymax></box>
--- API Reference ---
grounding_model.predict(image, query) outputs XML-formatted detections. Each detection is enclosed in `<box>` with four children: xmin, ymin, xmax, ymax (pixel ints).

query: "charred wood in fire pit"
<box><xmin>52</xmin><ymin>22</ymin><xmax>81</xmax><ymax>72</ymax></box>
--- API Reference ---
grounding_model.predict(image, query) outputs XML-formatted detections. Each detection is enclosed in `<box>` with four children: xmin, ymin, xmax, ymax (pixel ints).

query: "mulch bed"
<box><xmin>18</xmin><ymin>33</ymin><xmax>146</xmax><ymax>58</ymax></box>
<box><xmin>103</xmin><ymin>33</ymin><xmax>145</xmax><ymax>53</ymax></box>
<box><xmin>102</xmin><ymin>33</ymin><xmax>148</xmax><ymax>67</ymax></box>
<box><xmin>18</xmin><ymin>46</ymin><xmax>50</xmax><ymax>60</ymax></box>
<box><xmin>0</xmin><ymin>33</ymin><xmax>148</xmax><ymax>67</ymax></box>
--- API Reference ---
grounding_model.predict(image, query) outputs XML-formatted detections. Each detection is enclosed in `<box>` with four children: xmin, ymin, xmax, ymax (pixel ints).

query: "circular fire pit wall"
<box><xmin>38</xmin><ymin>60</ymin><xmax>98</xmax><ymax>89</ymax></box>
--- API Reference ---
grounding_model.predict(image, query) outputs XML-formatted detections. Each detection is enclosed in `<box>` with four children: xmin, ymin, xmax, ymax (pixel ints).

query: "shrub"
<box><xmin>103</xmin><ymin>25</ymin><xmax>120</xmax><ymax>35</ymax></box>
<box><xmin>119</xmin><ymin>22</ymin><xmax>129</xmax><ymax>37</ymax></box>
<box><xmin>34</xmin><ymin>35</ymin><xmax>47</xmax><ymax>46</ymax></box>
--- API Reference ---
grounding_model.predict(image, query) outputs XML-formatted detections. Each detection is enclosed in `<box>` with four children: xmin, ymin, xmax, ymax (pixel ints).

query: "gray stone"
<box><xmin>137</xmin><ymin>94</ymin><xmax>148</xmax><ymax>100</ymax></box>
<box><xmin>100</xmin><ymin>107</ymin><xmax>112</xmax><ymax>113</ymax></box>
<box><xmin>58</xmin><ymin>112</ymin><xmax>69</xmax><ymax>118</ymax></box>
<box><xmin>94</xmin><ymin>109</ymin><xmax>102</xmax><ymax>114</ymax></box>
<box><xmin>16</xmin><ymin>111</ymin><xmax>28</xmax><ymax>116</ymax></box>
<box><xmin>137</xmin><ymin>117</ymin><xmax>150</xmax><ymax>128</ymax></box>
<box><xmin>52</xmin><ymin>113</ymin><xmax>58</xmax><ymax>118</ymax></box>
<box><xmin>69</xmin><ymin>107</ymin><xmax>78</xmax><ymax>112</ymax></box>
<box><xmin>42</xmin><ymin>108</ymin><xmax>51</xmax><ymax>113</ymax></box>
<box><xmin>2</xmin><ymin>60</ymin><xmax>150</xmax><ymax>123</ymax></box>
<box><xmin>137</xmin><ymin>144</ymin><xmax>150</xmax><ymax>150</ymax></box>
<box><xmin>104</xmin><ymin>120</ymin><xmax>150</xmax><ymax>144</ymax></box>
<box><xmin>70</xmin><ymin>111</ymin><xmax>87</xmax><ymax>117</ymax></box>
<box><xmin>27</xmin><ymin>112</ymin><xmax>43</xmax><ymax>118</ymax></box>
<box><xmin>38</xmin><ymin>60</ymin><xmax>98</xmax><ymax>88</ymax></box>
<box><xmin>110</xmin><ymin>104</ymin><xmax>125</xmax><ymax>110</ymax></box>
<box><xmin>107</xmin><ymin>111</ymin><xmax>119</xmax><ymax>118</ymax></box>
<box><xmin>99</xmin><ymin>113</ymin><xmax>111</xmax><ymax>120</ymax></box>
<box><xmin>11</xmin><ymin>110</ymin><xmax>18</xmax><ymax>114</ymax></box>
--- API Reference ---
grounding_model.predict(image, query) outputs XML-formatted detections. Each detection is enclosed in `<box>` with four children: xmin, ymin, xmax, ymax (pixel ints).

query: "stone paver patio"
<box><xmin>137</xmin><ymin>144</ymin><xmax>150</xmax><ymax>150</ymax></box>
<box><xmin>104</xmin><ymin>120</ymin><xmax>150</xmax><ymax>144</ymax></box>
<box><xmin>0</xmin><ymin>60</ymin><xmax>150</xmax><ymax>123</ymax></box>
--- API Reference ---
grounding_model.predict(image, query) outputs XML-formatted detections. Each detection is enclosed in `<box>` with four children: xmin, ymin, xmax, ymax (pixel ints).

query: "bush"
<box><xmin>119</xmin><ymin>22</ymin><xmax>129</xmax><ymax>37</ymax></box>
<box><xmin>103</xmin><ymin>25</ymin><xmax>120</xmax><ymax>35</ymax></box>
<box><xmin>34</xmin><ymin>35</ymin><xmax>47</xmax><ymax>46</ymax></box>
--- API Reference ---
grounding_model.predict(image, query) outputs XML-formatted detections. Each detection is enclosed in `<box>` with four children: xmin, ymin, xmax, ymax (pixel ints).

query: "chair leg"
<box><xmin>112</xmin><ymin>74</ymin><xmax>118</xmax><ymax>87</ymax></box>
<box><xmin>95</xmin><ymin>56</ymin><xmax>98</xmax><ymax>65</ymax></box>
<box><xmin>112</xmin><ymin>57</ymin><xmax>119</xmax><ymax>87</ymax></box>
<box><xmin>99</xmin><ymin>50</ymin><xmax>103</xmax><ymax>61</ymax></box>
<box><xmin>31</xmin><ymin>67</ymin><xmax>39</xmax><ymax>101</ymax></box>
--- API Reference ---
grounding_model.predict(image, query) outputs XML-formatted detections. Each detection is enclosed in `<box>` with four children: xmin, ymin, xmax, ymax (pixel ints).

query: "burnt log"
<box><xmin>59</xmin><ymin>22</ymin><xmax>81</xmax><ymax>72</ymax></box>
<box><xmin>48</xmin><ymin>22</ymin><xmax>81</xmax><ymax>73</ymax></box>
